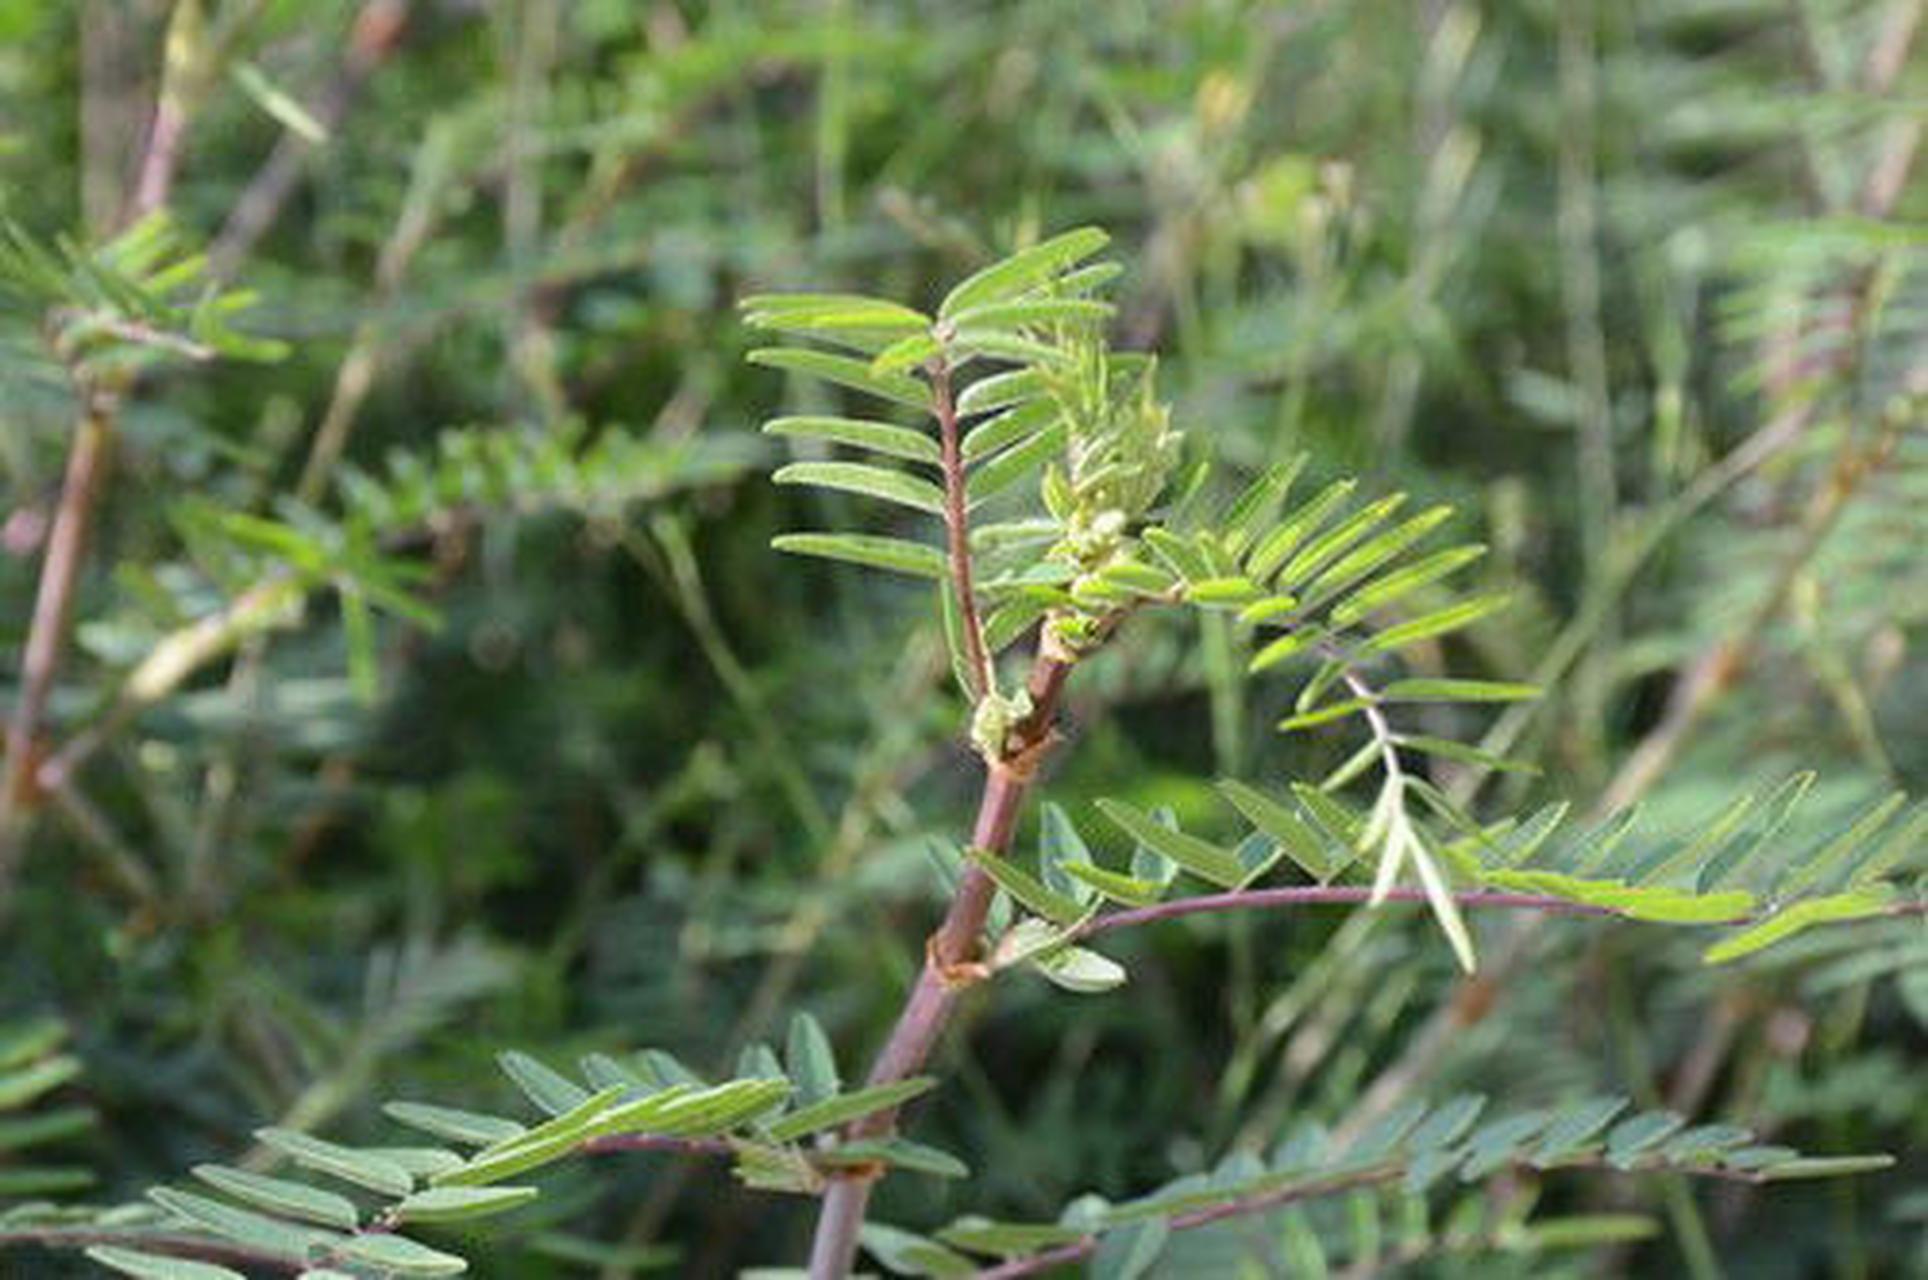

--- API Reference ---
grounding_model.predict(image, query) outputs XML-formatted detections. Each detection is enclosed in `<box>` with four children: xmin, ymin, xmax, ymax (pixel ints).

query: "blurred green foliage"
<box><xmin>1</xmin><ymin>0</ymin><xmax>1925</xmax><ymax>1275</ymax></box>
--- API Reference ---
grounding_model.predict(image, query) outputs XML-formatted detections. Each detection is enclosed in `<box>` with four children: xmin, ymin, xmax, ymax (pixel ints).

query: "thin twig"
<box><xmin>932</xmin><ymin>356</ymin><xmax>994</xmax><ymax>699</ymax></box>
<box><xmin>210</xmin><ymin>0</ymin><xmax>414</xmax><ymax>278</ymax></box>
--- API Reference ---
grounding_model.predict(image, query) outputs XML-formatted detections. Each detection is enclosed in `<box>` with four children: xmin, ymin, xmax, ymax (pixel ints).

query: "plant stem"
<box><xmin>0</xmin><ymin>398</ymin><xmax>115</xmax><ymax>908</ymax></box>
<box><xmin>931</xmin><ymin>356</ymin><xmax>993</xmax><ymax>699</ymax></box>
<box><xmin>211</xmin><ymin>0</ymin><xmax>415</xmax><ymax>278</ymax></box>
<box><xmin>806</xmin><ymin>646</ymin><xmax>1074</xmax><ymax>1279</ymax></box>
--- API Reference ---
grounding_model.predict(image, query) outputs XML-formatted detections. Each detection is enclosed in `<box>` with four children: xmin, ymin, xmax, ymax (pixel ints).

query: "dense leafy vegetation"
<box><xmin>1</xmin><ymin>1</ymin><xmax>1925</xmax><ymax>1276</ymax></box>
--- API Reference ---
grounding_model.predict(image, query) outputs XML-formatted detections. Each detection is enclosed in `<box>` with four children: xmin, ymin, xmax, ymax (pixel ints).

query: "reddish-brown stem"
<box><xmin>807</xmin><ymin>648</ymin><xmax>1075</xmax><ymax>1279</ymax></box>
<box><xmin>0</xmin><ymin>399</ymin><xmax>115</xmax><ymax>906</ymax></box>
<box><xmin>931</xmin><ymin>357</ymin><xmax>992</xmax><ymax>699</ymax></box>
<box><xmin>965</xmin><ymin>1150</ymin><xmax>1797</xmax><ymax>1279</ymax></box>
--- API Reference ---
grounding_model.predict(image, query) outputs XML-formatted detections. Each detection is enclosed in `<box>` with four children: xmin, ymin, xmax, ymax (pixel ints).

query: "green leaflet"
<box><xmin>785</xmin><ymin>1013</ymin><xmax>841</xmax><ymax>1107</ymax></box>
<box><xmin>1304</xmin><ymin>505</ymin><xmax>1455</xmax><ymax>602</ymax></box>
<box><xmin>0</xmin><ymin>1018</ymin><xmax>66</xmax><ymax>1070</ymax></box>
<box><xmin>1356</xmin><ymin>593</ymin><xmax>1511</xmax><ymax>656</ymax></box>
<box><xmin>382</xmin><ymin>1101</ymin><xmax>526</xmax><ymax>1147</ymax></box>
<box><xmin>0</xmin><ymin>1055</ymin><xmax>80</xmax><ymax>1109</ymax></box>
<box><xmin>1059</xmin><ymin>860</ymin><xmax>1167</xmax><ymax>907</ymax></box>
<box><xmin>961</xmin><ymin>397</ymin><xmax>1057</xmax><ymax>461</ymax></box>
<box><xmin>1379</xmin><ymin>678</ymin><xmax>1538</xmax><ymax>703</ymax></box>
<box><xmin>1777</xmin><ymin>793</ymin><xmax>1907</xmax><ymax>897</ymax></box>
<box><xmin>773</xmin><ymin>461</ymin><xmax>947</xmax><ymax>516</ymax></box>
<box><xmin>629</xmin><ymin>1078</ymin><xmax>791</xmax><ymax>1138</ymax></box>
<box><xmin>748</xmin><ymin>348</ymin><xmax>928</xmax><ymax>409</ymax></box>
<box><xmin>937</xmin><ymin>1216</ymin><xmax>1088</xmax><ymax>1255</ymax></box>
<box><xmin>1481</xmin><ymin>867</ymin><xmax>1755</xmax><ymax>922</ymax></box>
<box><xmin>939</xmin><ymin>227</ymin><xmax>1111</xmax><ymax>318</ymax></box>
<box><xmin>254</xmin><ymin>1128</ymin><xmax>414</xmax><ymax>1198</ymax></box>
<box><xmin>871</xmin><ymin>332</ymin><xmax>943</xmax><ymax>374</ymax></box>
<box><xmin>1605</xmin><ymin>1111</ymin><xmax>1685</xmax><ymax>1169</ymax></box>
<box><xmin>766</xmin><ymin>1077</ymin><xmax>938</xmax><ymax>1142</ymax></box>
<box><xmin>955</xmin><ymin>367</ymin><xmax>1045</xmax><ymax>418</ymax></box>
<box><xmin>1757</xmin><ymin>1155</ymin><xmax>1898</xmax><ymax>1181</ymax></box>
<box><xmin>1276</xmin><ymin>697</ymin><xmax>1374</xmax><ymax>733</ymax></box>
<box><xmin>1703</xmin><ymin>887</ymin><xmax>1896</xmax><ymax>964</ymax></box>
<box><xmin>1246</xmin><ymin>478</ymin><xmax>1357</xmax><ymax>582</ymax></box>
<box><xmin>1331</xmin><ymin>545</ymin><xmax>1486</xmax><ymax>626</ymax></box>
<box><xmin>1096</xmin><ymin>800</ymin><xmax>1244</xmax><ymax>888</ymax></box>
<box><xmin>1185</xmin><ymin>576</ymin><xmax>1265</xmax><ymax>608</ymax></box>
<box><xmin>1031</xmin><ymin>944</ymin><xmax>1128</xmax><ymax>993</ymax></box>
<box><xmin>147</xmin><ymin>1186</ymin><xmax>323</xmax><ymax>1260</ymax></box>
<box><xmin>828</xmin><ymin>1136</ymin><xmax>970</xmax><ymax>1179</ymax></box>
<box><xmin>966</xmin><ymin>421</ymin><xmax>1067</xmax><ymax>505</ymax></box>
<box><xmin>1276</xmin><ymin>493</ymin><xmax>1407</xmax><ymax>587</ymax></box>
<box><xmin>965</xmin><ymin>845</ymin><xmax>1086</xmax><ymax>924</ymax></box>
<box><xmin>763</xmin><ymin>415</ymin><xmax>941</xmax><ymax>464</ymax></box>
<box><xmin>191</xmin><ymin>1164</ymin><xmax>358</xmax><ymax>1230</ymax></box>
<box><xmin>1216</xmin><ymin>780</ymin><xmax>1334</xmax><ymax>881</ymax></box>
<box><xmin>85</xmin><ymin>1249</ymin><xmax>247</xmax><ymax>1280</ymax></box>
<box><xmin>771</xmin><ymin>532</ymin><xmax>948</xmax><ymax>580</ymax></box>
<box><xmin>394</xmin><ymin>1184</ymin><xmax>538</xmax><ymax>1223</ymax></box>
<box><xmin>333</xmin><ymin>1233</ymin><xmax>468</xmax><ymax>1276</ymax></box>
<box><xmin>1219</xmin><ymin>457</ymin><xmax>1306</xmax><ymax>556</ymax></box>
<box><xmin>1248</xmin><ymin>627</ymin><xmax>1320</xmax><ymax>674</ymax></box>
<box><xmin>859</xmin><ymin>1224</ymin><xmax>976</xmax><ymax>1278</ymax></box>
<box><xmin>945</xmin><ymin>298</ymin><xmax>1113</xmax><ymax>330</ymax></box>
<box><xmin>740</xmin><ymin>293</ymin><xmax>928</xmax><ymax>329</ymax></box>
<box><xmin>497</xmin><ymin>1050</ymin><xmax>591</xmax><ymax>1116</ymax></box>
